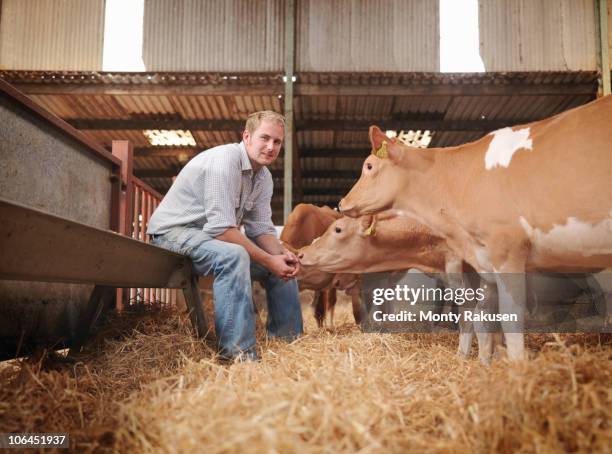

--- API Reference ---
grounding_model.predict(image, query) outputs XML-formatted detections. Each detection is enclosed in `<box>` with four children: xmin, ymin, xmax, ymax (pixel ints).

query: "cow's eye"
<box><xmin>335</xmin><ymin>227</ymin><xmax>342</xmax><ymax>233</ymax></box>
<box><xmin>366</xmin><ymin>163</ymin><xmax>373</xmax><ymax>170</ymax></box>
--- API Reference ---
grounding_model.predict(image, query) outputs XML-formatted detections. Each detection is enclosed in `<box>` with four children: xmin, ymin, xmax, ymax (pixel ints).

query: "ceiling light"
<box><xmin>143</xmin><ymin>130</ymin><xmax>196</xmax><ymax>147</ymax></box>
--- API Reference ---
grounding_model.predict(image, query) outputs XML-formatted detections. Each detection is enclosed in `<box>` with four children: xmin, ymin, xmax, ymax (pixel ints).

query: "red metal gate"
<box><xmin>112</xmin><ymin>141</ymin><xmax>178</xmax><ymax>310</ymax></box>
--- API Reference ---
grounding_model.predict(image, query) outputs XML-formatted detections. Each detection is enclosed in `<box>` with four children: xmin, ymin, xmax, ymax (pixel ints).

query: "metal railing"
<box><xmin>112</xmin><ymin>141</ymin><xmax>178</xmax><ymax>310</ymax></box>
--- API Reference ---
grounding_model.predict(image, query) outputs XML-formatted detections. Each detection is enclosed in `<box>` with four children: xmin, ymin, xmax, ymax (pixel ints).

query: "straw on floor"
<box><xmin>0</xmin><ymin>291</ymin><xmax>610</xmax><ymax>453</ymax></box>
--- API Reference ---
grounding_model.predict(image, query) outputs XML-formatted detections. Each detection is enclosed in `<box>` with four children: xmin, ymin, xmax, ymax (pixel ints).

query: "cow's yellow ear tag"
<box><xmin>373</xmin><ymin>141</ymin><xmax>388</xmax><ymax>159</ymax></box>
<box><xmin>363</xmin><ymin>223</ymin><xmax>376</xmax><ymax>236</ymax></box>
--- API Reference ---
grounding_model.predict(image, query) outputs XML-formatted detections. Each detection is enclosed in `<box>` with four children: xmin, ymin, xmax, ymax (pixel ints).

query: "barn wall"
<box><xmin>142</xmin><ymin>0</ymin><xmax>438</xmax><ymax>72</ymax></box>
<box><xmin>296</xmin><ymin>0</ymin><xmax>439</xmax><ymax>71</ymax></box>
<box><xmin>142</xmin><ymin>0</ymin><xmax>285</xmax><ymax>71</ymax></box>
<box><xmin>0</xmin><ymin>0</ymin><xmax>600</xmax><ymax>73</ymax></box>
<box><xmin>0</xmin><ymin>91</ymin><xmax>113</xmax><ymax>357</ymax></box>
<box><xmin>0</xmin><ymin>0</ymin><xmax>105</xmax><ymax>70</ymax></box>
<box><xmin>479</xmin><ymin>0</ymin><xmax>597</xmax><ymax>71</ymax></box>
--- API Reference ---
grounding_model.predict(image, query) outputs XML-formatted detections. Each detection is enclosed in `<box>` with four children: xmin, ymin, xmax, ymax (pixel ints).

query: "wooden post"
<box><xmin>111</xmin><ymin>141</ymin><xmax>134</xmax><ymax>236</ymax></box>
<box><xmin>283</xmin><ymin>0</ymin><xmax>296</xmax><ymax>221</ymax></box>
<box><xmin>112</xmin><ymin>141</ymin><xmax>134</xmax><ymax>311</ymax></box>
<box><xmin>292</xmin><ymin>132</ymin><xmax>302</xmax><ymax>204</ymax></box>
<box><xmin>597</xmin><ymin>0</ymin><xmax>611</xmax><ymax>96</ymax></box>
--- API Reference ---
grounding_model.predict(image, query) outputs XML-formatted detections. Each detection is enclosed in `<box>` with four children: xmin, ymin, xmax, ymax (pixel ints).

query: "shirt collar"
<box><xmin>239</xmin><ymin>141</ymin><xmax>268</xmax><ymax>182</ymax></box>
<box><xmin>238</xmin><ymin>141</ymin><xmax>253</xmax><ymax>172</ymax></box>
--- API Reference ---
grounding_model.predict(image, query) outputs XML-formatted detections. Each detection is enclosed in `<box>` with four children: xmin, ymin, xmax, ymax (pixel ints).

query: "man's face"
<box><xmin>243</xmin><ymin>120</ymin><xmax>284</xmax><ymax>171</ymax></box>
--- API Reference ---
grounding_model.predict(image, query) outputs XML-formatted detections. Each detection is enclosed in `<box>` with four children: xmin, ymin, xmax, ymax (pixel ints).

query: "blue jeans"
<box><xmin>151</xmin><ymin>227</ymin><xmax>303</xmax><ymax>360</ymax></box>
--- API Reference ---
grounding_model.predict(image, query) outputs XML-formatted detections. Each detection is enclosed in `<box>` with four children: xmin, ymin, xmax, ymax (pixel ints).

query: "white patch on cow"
<box><xmin>311</xmin><ymin>236</ymin><xmax>321</xmax><ymax>245</ymax></box>
<box><xmin>485</xmin><ymin>127</ymin><xmax>533</xmax><ymax>170</ymax></box>
<box><xmin>519</xmin><ymin>214</ymin><xmax>612</xmax><ymax>257</ymax></box>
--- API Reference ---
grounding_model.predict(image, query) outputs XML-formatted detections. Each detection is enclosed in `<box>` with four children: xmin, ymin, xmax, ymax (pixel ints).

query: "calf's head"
<box><xmin>298</xmin><ymin>215</ymin><xmax>376</xmax><ymax>272</ymax></box>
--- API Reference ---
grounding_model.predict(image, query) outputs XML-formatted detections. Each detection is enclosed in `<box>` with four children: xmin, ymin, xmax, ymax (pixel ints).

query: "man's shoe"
<box><xmin>218</xmin><ymin>350</ymin><xmax>260</xmax><ymax>365</ymax></box>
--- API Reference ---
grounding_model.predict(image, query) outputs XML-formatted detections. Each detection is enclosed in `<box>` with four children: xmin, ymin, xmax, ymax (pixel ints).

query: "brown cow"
<box><xmin>298</xmin><ymin>212</ymin><xmax>494</xmax><ymax>360</ymax></box>
<box><xmin>280</xmin><ymin>203</ymin><xmax>362</xmax><ymax>327</ymax></box>
<box><xmin>300</xmin><ymin>212</ymin><xmax>605</xmax><ymax>362</ymax></box>
<box><xmin>339</xmin><ymin>96</ymin><xmax>612</xmax><ymax>360</ymax></box>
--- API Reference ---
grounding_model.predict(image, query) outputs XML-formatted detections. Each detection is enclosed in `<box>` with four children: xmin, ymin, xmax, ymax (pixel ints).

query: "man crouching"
<box><xmin>147</xmin><ymin>111</ymin><xmax>303</xmax><ymax>362</ymax></box>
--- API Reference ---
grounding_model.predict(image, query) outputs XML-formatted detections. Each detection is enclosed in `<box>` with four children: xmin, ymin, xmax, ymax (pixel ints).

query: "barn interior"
<box><xmin>1</xmin><ymin>0</ymin><xmax>606</xmax><ymax>223</ymax></box>
<box><xmin>1</xmin><ymin>1</ymin><xmax>612</xmax><ymax>451</ymax></box>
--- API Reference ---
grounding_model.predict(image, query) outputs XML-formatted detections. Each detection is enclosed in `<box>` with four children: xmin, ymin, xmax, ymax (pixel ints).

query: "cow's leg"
<box><xmin>443</xmin><ymin>262</ymin><xmax>475</xmax><ymax>359</ymax></box>
<box><xmin>456</xmin><ymin>278</ymin><xmax>475</xmax><ymax>358</ymax></box>
<box><xmin>492</xmin><ymin>331</ymin><xmax>505</xmax><ymax>358</ymax></box>
<box><xmin>313</xmin><ymin>290</ymin><xmax>325</xmax><ymax>328</ymax></box>
<box><xmin>495</xmin><ymin>273</ymin><xmax>526</xmax><ymax>360</ymax></box>
<box><xmin>457</xmin><ymin>319</ymin><xmax>474</xmax><ymax>358</ymax></box>
<box><xmin>475</xmin><ymin>332</ymin><xmax>494</xmax><ymax>365</ymax></box>
<box><xmin>324</xmin><ymin>289</ymin><xmax>337</xmax><ymax>329</ymax></box>
<box><xmin>491</xmin><ymin>238</ymin><xmax>529</xmax><ymax>361</ymax></box>
<box><xmin>473</xmin><ymin>276</ymin><xmax>498</xmax><ymax>365</ymax></box>
<box><xmin>350</xmin><ymin>292</ymin><xmax>363</xmax><ymax>325</ymax></box>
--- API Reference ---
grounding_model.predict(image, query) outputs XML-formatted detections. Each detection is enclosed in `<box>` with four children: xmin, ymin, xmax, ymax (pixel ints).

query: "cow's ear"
<box><xmin>387</xmin><ymin>140</ymin><xmax>405</xmax><ymax>164</ymax></box>
<box><xmin>359</xmin><ymin>215</ymin><xmax>376</xmax><ymax>237</ymax></box>
<box><xmin>369</xmin><ymin>126</ymin><xmax>388</xmax><ymax>156</ymax></box>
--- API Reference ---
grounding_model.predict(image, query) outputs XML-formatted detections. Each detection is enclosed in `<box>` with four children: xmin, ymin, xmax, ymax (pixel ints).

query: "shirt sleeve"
<box><xmin>243</xmin><ymin>171</ymin><xmax>277</xmax><ymax>239</ymax></box>
<box><xmin>195</xmin><ymin>155</ymin><xmax>241</xmax><ymax>238</ymax></box>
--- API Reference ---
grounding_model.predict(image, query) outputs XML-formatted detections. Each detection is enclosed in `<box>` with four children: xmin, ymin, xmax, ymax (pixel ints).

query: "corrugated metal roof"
<box><xmin>297</xmin><ymin>71</ymin><xmax>599</xmax><ymax>86</ymax></box>
<box><xmin>0</xmin><ymin>0</ymin><xmax>104</xmax><ymax>70</ymax></box>
<box><xmin>297</xmin><ymin>96</ymin><xmax>395</xmax><ymax>120</ymax></box>
<box><xmin>2</xmin><ymin>70</ymin><xmax>598</xmax><ymax>87</ymax></box>
<box><xmin>30</xmin><ymin>94</ymin><xmax>130</xmax><ymax>119</ymax></box>
<box><xmin>299</xmin><ymin>130</ymin><xmax>371</xmax><ymax>150</ymax></box>
<box><xmin>84</xmin><ymin>130</ymin><xmax>152</xmax><ymax>148</ymax></box>
<box><xmin>2</xmin><ymin>69</ymin><xmax>599</xmax><ymax>221</ymax></box>
<box><xmin>479</xmin><ymin>0</ymin><xmax>597</xmax><ymax>71</ymax></box>
<box><xmin>443</xmin><ymin>94</ymin><xmax>595</xmax><ymax>122</ymax></box>
<box><xmin>0</xmin><ymin>71</ymin><xmax>284</xmax><ymax>87</ymax></box>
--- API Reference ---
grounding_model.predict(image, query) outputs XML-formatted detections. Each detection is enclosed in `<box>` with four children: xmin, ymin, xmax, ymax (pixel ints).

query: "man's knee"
<box><xmin>219</xmin><ymin>243</ymin><xmax>250</xmax><ymax>268</ymax></box>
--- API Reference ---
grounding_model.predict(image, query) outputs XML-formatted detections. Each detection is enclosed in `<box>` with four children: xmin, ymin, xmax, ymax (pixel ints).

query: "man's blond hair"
<box><xmin>245</xmin><ymin>111</ymin><xmax>285</xmax><ymax>135</ymax></box>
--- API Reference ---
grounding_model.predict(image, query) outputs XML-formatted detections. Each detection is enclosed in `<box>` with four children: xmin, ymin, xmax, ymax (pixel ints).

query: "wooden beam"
<box><xmin>135</xmin><ymin>147</ymin><xmax>200</xmax><ymax>158</ymax></box>
<box><xmin>68</xmin><ymin>117</ymin><xmax>540</xmax><ymax>132</ymax></box>
<box><xmin>67</xmin><ymin>118</ymin><xmax>244</xmax><ymax>130</ymax></box>
<box><xmin>135</xmin><ymin>167</ymin><xmax>182</xmax><ymax>178</ymax></box>
<box><xmin>300</xmin><ymin>148</ymin><xmax>370</xmax><ymax>158</ymax></box>
<box><xmin>14</xmin><ymin>83</ymin><xmax>282</xmax><ymax>96</ymax></box>
<box><xmin>295</xmin><ymin>83</ymin><xmax>596</xmax><ymax>97</ymax></box>
<box><xmin>297</xmin><ymin>118</ymin><xmax>540</xmax><ymax>132</ymax></box>
<box><xmin>14</xmin><ymin>81</ymin><xmax>595</xmax><ymax>97</ymax></box>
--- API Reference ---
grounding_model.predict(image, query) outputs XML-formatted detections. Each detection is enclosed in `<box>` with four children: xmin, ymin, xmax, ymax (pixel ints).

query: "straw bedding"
<box><xmin>0</xmin><ymin>291</ymin><xmax>610</xmax><ymax>453</ymax></box>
